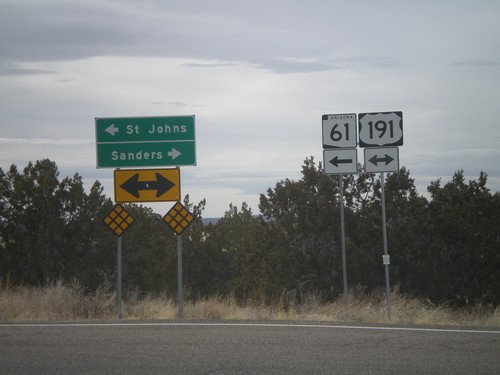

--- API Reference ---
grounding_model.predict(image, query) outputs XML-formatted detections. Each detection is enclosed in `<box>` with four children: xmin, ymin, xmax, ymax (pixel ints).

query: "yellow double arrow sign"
<box><xmin>114</xmin><ymin>168</ymin><xmax>180</xmax><ymax>203</ymax></box>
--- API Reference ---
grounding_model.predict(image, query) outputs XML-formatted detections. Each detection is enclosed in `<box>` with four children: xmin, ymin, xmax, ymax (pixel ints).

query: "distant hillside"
<box><xmin>201</xmin><ymin>218</ymin><xmax>220</xmax><ymax>226</ymax></box>
<box><xmin>201</xmin><ymin>215</ymin><xmax>265</xmax><ymax>226</ymax></box>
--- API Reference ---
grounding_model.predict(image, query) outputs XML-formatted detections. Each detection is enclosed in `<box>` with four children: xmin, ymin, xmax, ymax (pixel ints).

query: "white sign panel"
<box><xmin>323</xmin><ymin>149</ymin><xmax>358</xmax><ymax>175</ymax></box>
<box><xmin>322</xmin><ymin>113</ymin><xmax>357</xmax><ymax>148</ymax></box>
<box><xmin>364</xmin><ymin>147</ymin><xmax>399</xmax><ymax>173</ymax></box>
<box><xmin>383</xmin><ymin>255</ymin><xmax>391</xmax><ymax>265</ymax></box>
<box><xmin>358</xmin><ymin>111</ymin><xmax>403</xmax><ymax>147</ymax></box>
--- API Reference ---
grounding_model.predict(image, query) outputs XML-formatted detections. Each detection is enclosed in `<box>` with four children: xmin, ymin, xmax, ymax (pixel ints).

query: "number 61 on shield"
<box><xmin>322</xmin><ymin>113</ymin><xmax>357</xmax><ymax>149</ymax></box>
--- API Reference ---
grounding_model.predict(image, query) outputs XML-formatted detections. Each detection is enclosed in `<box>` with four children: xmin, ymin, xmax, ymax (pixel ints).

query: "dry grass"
<box><xmin>1</xmin><ymin>281</ymin><xmax>498</xmax><ymax>327</ymax></box>
<box><xmin>0</xmin><ymin>280</ymin><xmax>116</xmax><ymax>321</ymax></box>
<box><xmin>124</xmin><ymin>292</ymin><xmax>177</xmax><ymax>320</ymax></box>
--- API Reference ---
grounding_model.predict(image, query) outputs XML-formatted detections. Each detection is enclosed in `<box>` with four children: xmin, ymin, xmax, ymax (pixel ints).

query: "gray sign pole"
<box><xmin>339</xmin><ymin>176</ymin><xmax>349</xmax><ymax>320</ymax></box>
<box><xmin>177</xmin><ymin>234</ymin><xmax>184</xmax><ymax>319</ymax></box>
<box><xmin>380</xmin><ymin>172</ymin><xmax>392</xmax><ymax>321</ymax></box>
<box><xmin>116</xmin><ymin>236</ymin><xmax>123</xmax><ymax>319</ymax></box>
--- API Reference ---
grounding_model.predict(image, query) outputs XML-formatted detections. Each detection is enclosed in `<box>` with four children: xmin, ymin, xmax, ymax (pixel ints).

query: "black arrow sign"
<box><xmin>120</xmin><ymin>173</ymin><xmax>176</xmax><ymax>198</ymax></box>
<box><xmin>329</xmin><ymin>156</ymin><xmax>353</xmax><ymax>167</ymax></box>
<box><xmin>369</xmin><ymin>154</ymin><xmax>394</xmax><ymax>166</ymax></box>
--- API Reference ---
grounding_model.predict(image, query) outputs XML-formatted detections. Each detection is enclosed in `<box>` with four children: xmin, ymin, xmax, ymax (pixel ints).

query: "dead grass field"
<box><xmin>1</xmin><ymin>281</ymin><xmax>498</xmax><ymax>326</ymax></box>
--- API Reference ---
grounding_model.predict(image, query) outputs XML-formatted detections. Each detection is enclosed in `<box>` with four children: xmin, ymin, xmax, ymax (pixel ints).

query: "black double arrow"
<box><xmin>120</xmin><ymin>173</ymin><xmax>176</xmax><ymax>198</ymax></box>
<box><xmin>369</xmin><ymin>154</ymin><xmax>394</xmax><ymax>166</ymax></box>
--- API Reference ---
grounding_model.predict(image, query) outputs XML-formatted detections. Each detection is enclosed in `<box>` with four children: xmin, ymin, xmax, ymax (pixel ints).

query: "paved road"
<box><xmin>1</xmin><ymin>322</ymin><xmax>499</xmax><ymax>374</ymax></box>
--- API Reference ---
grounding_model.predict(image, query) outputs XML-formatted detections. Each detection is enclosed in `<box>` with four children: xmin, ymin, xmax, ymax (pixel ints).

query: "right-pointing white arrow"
<box><xmin>168</xmin><ymin>148</ymin><xmax>181</xmax><ymax>160</ymax></box>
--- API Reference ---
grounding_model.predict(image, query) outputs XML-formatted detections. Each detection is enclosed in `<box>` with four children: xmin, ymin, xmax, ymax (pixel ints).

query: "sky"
<box><xmin>1</xmin><ymin>0</ymin><xmax>499</xmax><ymax>218</ymax></box>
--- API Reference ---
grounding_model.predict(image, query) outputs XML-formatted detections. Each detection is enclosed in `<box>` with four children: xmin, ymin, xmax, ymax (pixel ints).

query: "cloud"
<box><xmin>450</xmin><ymin>60</ymin><xmax>500</xmax><ymax>67</ymax></box>
<box><xmin>54</xmin><ymin>78</ymin><xmax>77</xmax><ymax>83</ymax></box>
<box><xmin>152</xmin><ymin>101</ymin><xmax>204</xmax><ymax>108</ymax></box>
<box><xmin>0</xmin><ymin>63</ymin><xmax>58</xmax><ymax>76</ymax></box>
<box><xmin>0</xmin><ymin>0</ymin><xmax>377</xmax><ymax>75</ymax></box>
<box><xmin>0</xmin><ymin>137</ymin><xmax>95</xmax><ymax>170</ymax></box>
<box><xmin>0</xmin><ymin>137</ymin><xmax>93</xmax><ymax>145</ymax></box>
<box><xmin>252</xmin><ymin>56</ymin><xmax>406</xmax><ymax>74</ymax></box>
<box><xmin>183</xmin><ymin>62</ymin><xmax>240</xmax><ymax>69</ymax></box>
<box><xmin>0</xmin><ymin>0</ymin><xmax>177</xmax><ymax>63</ymax></box>
<box><xmin>1</xmin><ymin>0</ymin><xmax>499</xmax><ymax>218</ymax></box>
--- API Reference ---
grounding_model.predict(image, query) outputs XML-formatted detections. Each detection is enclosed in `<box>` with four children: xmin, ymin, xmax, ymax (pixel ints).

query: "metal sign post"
<box><xmin>380</xmin><ymin>172</ymin><xmax>392</xmax><ymax>321</ymax></box>
<box><xmin>358</xmin><ymin>111</ymin><xmax>402</xmax><ymax>322</ymax></box>
<box><xmin>163</xmin><ymin>202</ymin><xmax>195</xmax><ymax>319</ymax></box>
<box><xmin>95</xmin><ymin>113</ymin><xmax>198</xmax><ymax>320</ymax></box>
<box><xmin>116</xmin><ymin>236</ymin><xmax>123</xmax><ymax>319</ymax></box>
<box><xmin>339</xmin><ymin>176</ymin><xmax>349</xmax><ymax>320</ymax></box>
<box><xmin>322</xmin><ymin>113</ymin><xmax>358</xmax><ymax>321</ymax></box>
<box><xmin>103</xmin><ymin>204</ymin><xmax>135</xmax><ymax>319</ymax></box>
<box><xmin>177</xmin><ymin>234</ymin><xmax>184</xmax><ymax>319</ymax></box>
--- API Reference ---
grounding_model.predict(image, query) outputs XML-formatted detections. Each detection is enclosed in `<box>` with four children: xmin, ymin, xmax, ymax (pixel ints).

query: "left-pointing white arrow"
<box><xmin>105</xmin><ymin>124</ymin><xmax>119</xmax><ymax>136</ymax></box>
<box><xmin>168</xmin><ymin>148</ymin><xmax>181</xmax><ymax>160</ymax></box>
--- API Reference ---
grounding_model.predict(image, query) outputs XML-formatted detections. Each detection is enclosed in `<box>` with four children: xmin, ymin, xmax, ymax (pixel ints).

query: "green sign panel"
<box><xmin>95</xmin><ymin>116</ymin><xmax>196</xmax><ymax>168</ymax></box>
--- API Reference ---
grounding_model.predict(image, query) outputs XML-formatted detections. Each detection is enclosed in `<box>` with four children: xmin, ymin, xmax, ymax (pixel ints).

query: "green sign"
<box><xmin>95</xmin><ymin>116</ymin><xmax>196</xmax><ymax>168</ymax></box>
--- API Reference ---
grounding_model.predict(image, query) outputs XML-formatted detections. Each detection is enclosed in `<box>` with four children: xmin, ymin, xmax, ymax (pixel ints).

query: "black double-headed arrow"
<box><xmin>120</xmin><ymin>173</ymin><xmax>175</xmax><ymax>198</ymax></box>
<box><xmin>369</xmin><ymin>154</ymin><xmax>394</xmax><ymax>166</ymax></box>
<box><xmin>329</xmin><ymin>156</ymin><xmax>353</xmax><ymax>167</ymax></box>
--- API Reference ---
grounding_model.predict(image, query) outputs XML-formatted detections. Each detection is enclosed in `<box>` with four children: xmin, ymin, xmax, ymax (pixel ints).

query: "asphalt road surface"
<box><xmin>1</xmin><ymin>322</ymin><xmax>499</xmax><ymax>374</ymax></box>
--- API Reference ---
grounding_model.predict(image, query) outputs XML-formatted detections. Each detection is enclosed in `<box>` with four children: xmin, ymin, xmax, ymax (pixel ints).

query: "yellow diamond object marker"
<box><xmin>103</xmin><ymin>204</ymin><xmax>135</xmax><ymax>237</ymax></box>
<box><xmin>163</xmin><ymin>202</ymin><xmax>194</xmax><ymax>235</ymax></box>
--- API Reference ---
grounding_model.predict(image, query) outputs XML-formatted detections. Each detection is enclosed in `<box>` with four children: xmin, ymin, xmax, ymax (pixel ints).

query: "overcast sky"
<box><xmin>1</xmin><ymin>0</ymin><xmax>499</xmax><ymax>217</ymax></box>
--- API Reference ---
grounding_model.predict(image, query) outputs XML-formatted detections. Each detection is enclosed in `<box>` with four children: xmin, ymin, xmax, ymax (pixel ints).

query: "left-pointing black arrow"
<box><xmin>329</xmin><ymin>156</ymin><xmax>353</xmax><ymax>167</ymax></box>
<box><xmin>120</xmin><ymin>173</ymin><xmax>175</xmax><ymax>198</ymax></box>
<box><xmin>369</xmin><ymin>154</ymin><xmax>394</xmax><ymax>166</ymax></box>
